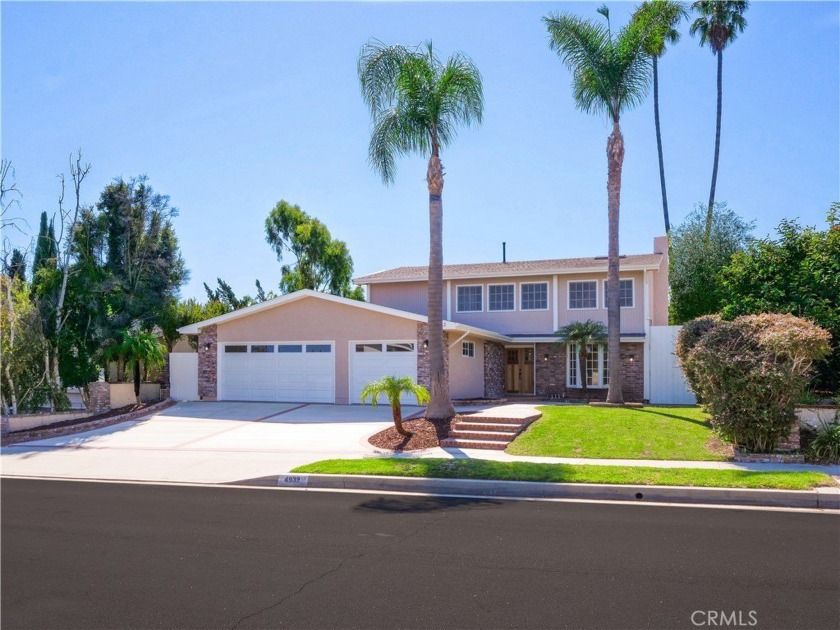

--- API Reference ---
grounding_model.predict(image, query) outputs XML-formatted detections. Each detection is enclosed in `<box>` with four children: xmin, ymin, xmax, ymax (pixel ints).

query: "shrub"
<box><xmin>676</xmin><ymin>313</ymin><xmax>831</xmax><ymax>452</ymax></box>
<box><xmin>809</xmin><ymin>420</ymin><xmax>840</xmax><ymax>463</ymax></box>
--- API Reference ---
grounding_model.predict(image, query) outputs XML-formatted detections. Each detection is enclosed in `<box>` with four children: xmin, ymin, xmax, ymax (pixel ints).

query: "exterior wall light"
<box><xmin>543</xmin><ymin>354</ymin><xmax>549</xmax><ymax>362</ymax></box>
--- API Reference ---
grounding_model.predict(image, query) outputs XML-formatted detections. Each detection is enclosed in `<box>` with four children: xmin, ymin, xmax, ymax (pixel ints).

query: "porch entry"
<box><xmin>505</xmin><ymin>347</ymin><xmax>535</xmax><ymax>394</ymax></box>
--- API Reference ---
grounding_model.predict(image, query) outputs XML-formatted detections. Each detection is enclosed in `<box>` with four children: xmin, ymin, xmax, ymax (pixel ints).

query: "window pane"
<box><xmin>521</xmin><ymin>283</ymin><xmax>548</xmax><ymax>310</ymax></box>
<box><xmin>386</xmin><ymin>343</ymin><xmax>414</xmax><ymax>352</ymax></box>
<box><xmin>488</xmin><ymin>284</ymin><xmax>514</xmax><ymax>311</ymax></box>
<box><xmin>585</xmin><ymin>343</ymin><xmax>599</xmax><ymax>386</ymax></box>
<box><xmin>250</xmin><ymin>344</ymin><xmax>275</xmax><ymax>353</ymax></box>
<box><xmin>306</xmin><ymin>344</ymin><xmax>331</xmax><ymax>353</ymax></box>
<box><xmin>355</xmin><ymin>343</ymin><xmax>382</xmax><ymax>352</ymax></box>
<box><xmin>457</xmin><ymin>286</ymin><xmax>483</xmax><ymax>312</ymax></box>
<box><xmin>603</xmin><ymin>346</ymin><xmax>610</xmax><ymax>385</ymax></box>
<box><xmin>278</xmin><ymin>344</ymin><xmax>303</xmax><ymax>353</ymax></box>
<box><xmin>225</xmin><ymin>345</ymin><xmax>247</xmax><ymax>353</ymax></box>
<box><xmin>604</xmin><ymin>279</ymin><xmax>634</xmax><ymax>308</ymax></box>
<box><xmin>462</xmin><ymin>341</ymin><xmax>475</xmax><ymax>358</ymax></box>
<box><xmin>569</xmin><ymin>281</ymin><xmax>597</xmax><ymax>309</ymax></box>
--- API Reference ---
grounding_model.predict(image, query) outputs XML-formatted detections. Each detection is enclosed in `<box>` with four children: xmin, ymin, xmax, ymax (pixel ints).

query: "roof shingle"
<box><xmin>354</xmin><ymin>253</ymin><xmax>663</xmax><ymax>284</ymax></box>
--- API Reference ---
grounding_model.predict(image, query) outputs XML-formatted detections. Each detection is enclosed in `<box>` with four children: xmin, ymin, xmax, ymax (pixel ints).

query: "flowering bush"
<box><xmin>676</xmin><ymin>313</ymin><xmax>831</xmax><ymax>452</ymax></box>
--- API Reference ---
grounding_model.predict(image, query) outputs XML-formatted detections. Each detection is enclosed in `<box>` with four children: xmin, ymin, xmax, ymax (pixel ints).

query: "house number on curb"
<box><xmin>277</xmin><ymin>474</ymin><xmax>309</xmax><ymax>487</ymax></box>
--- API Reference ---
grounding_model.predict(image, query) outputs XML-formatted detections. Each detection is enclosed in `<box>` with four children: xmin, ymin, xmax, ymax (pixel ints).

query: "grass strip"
<box><xmin>292</xmin><ymin>458</ymin><xmax>835</xmax><ymax>490</ymax></box>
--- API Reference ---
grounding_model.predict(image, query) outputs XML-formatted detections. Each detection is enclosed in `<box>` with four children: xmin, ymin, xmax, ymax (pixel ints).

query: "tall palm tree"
<box><xmin>360</xmin><ymin>376</ymin><xmax>431</xmax><ymax>437</ymax></box>
<box><xmin>690</xmin><ymin>0</ymin><xmax>749</xmax><ymax>239</ymax></box>
<box><xmin>358</xmin><ymin>40</ymin><xmax>483</xmax><ymax>420</ymax></box>
<box><xmin>635</xmin><ymin>0</ymin><xmax>689</xmax><ymax>235</ymax></box>
<box><xmin>545</xmin><ymin>7</ymin><xmax>655</xmax><ymax>404</ymax></box>
<box><xmin>555</xmin><ymin>320</ymin><xmax>608</xmax><ymax>399</ymax></box>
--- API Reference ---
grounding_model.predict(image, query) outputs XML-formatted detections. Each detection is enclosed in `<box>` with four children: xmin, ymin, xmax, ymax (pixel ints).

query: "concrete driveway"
<box><xmin>1</xmin><ymin>401</ymin><xmax>421</xmax><ymax>484</ymax></box>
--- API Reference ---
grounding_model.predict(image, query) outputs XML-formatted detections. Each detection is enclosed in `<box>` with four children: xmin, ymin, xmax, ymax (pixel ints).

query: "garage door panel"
<box><xmin>220</xmin><ymin>342</ymin><xmax>334</xmax><ymax>403</ymax></box>
<box><xmin>350</xmin><ymin>341</ymin><xmax>418</xmax><ymax>405</ymax></box>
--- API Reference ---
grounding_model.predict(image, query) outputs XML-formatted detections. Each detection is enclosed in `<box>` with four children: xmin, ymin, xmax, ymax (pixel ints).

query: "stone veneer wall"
<box><xmin>416</xmin><ymin>323</ymin><xmax>449</xmax><ymax>389</ymax></box>
<box><xmin>483</xmin><ymin>341</ymin><xmax>506</xmax><ymax>398</ymax></box>
<box><xmin>88</xmin><ymin>381</ymin><xmax>111</xmax><ymax>414</ymax></box>
<box><xmin>198</xmin><ymin>324</ymin><xmax>218</xmax><ymax>401</ymax></box>
<box><xmin>535</xmin><ymin>342</ymin><xmax>644</xmax><ymax>402</ymax></box>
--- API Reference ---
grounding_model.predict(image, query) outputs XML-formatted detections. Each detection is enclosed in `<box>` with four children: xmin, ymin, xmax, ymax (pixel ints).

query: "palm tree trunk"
<box><xmin>425</xmin><ymin>148</ymin><xmax>455</xmax><ymax>420</ymax></box>
<box><xmin>392</xmin><ymin>400</ymin><xmax>410</xmax><ymax>437</ymax></box>
<box><xmin>653</xmin><ymin>56</ymin><xmax>670</xmax><ymax>235</ymax></box>
<box><xmin>705</xmin><ymin>50</ymin><xmax>723</xmax><ymax>240</ymax></box>
<box><xmin>134</xmin><ymin>359</ymin><xmax>141</xmax><ymax>404</ymax></box>
<box><xmin>606</xmin><ymin>121</ymin><xmax>624</xmax><ymax>405</ymax></box>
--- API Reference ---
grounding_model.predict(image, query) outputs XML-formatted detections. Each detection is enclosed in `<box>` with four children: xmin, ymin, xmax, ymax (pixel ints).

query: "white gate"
<box><xmin>169</xmin><ymin>353</ymin><xmax>199</xmax><ymax>401</ymax></box>
<box><xmin>648</xmin><ymin>326</ymin><xmax>696</xmax><ymax>405</ymax></box>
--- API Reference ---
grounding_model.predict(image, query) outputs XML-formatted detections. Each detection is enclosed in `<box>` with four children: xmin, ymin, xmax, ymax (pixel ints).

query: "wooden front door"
<box><xmin>505</xmin><ymin>348</ymin><xmax>534</xmax><ymax>394</ymax></box>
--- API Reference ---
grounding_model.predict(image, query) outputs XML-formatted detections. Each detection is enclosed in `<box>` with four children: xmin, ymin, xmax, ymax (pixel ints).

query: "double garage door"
<box><xmin>218</xmin><ymin>340</ymin><xmax>417</xmax><ymax>404</ymax></box>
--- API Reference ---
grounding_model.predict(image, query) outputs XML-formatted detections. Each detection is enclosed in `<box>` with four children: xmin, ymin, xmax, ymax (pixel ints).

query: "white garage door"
<box><xmin>350</xmin><ymin>341</ymin><xmax>418</xmax><ymax>405</ymax></box>
<box><xmin>220</xmin><ymin>342</ymin><xmax>335</xmax><ymax>403</ymax></box>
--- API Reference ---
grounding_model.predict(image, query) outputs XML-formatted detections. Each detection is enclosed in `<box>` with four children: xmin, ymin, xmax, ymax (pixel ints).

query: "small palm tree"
<box><xmin>545</xmin><ymin>7</ymin><xmax>657</xmax><ymax>404</ymax></box>
<box><xmin>690</xmin><ymin>0</ymin><xmax>749</xmax><ymax>238</ymax></box>
<box><xmin>105</xmin><ymin>330</ymin><xmax>166</xmax><ymax>404</ymax></box>
<box><xmin>635</xmin><ymin>0</ymin><xmax>689</xmax><ymax>235</ymax></box>
<box><xmin>360</xmin><ymin>376</ymin><xmax>431</xmax><ymax>437</ymax></box>
<box><xmin>358</xmin><ymin>40</ymin><xmax>483</xmax><ymax>421</ymax></box>
<box><xmin>555</xmin><ymin>320</ymin><xmax>608</xmax><ymax>398</ymax></box>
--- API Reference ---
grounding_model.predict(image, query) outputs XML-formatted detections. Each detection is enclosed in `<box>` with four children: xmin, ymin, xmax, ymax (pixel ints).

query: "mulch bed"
<box><xmin>2</xmin><ymin>399</ymin><xmax>175</xmax><ymax>446</ymax></box>
<box><xmin>368</xmin><ymin>417</ymin><xmax>459</xmax><ymax>451</ymax></box>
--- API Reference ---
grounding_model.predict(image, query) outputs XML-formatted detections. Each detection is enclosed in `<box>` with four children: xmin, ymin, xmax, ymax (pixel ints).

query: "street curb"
<box><xmin>230</xmin><ymin>473</ymin><xmax>840</xmax><ymax>510</ymax></box>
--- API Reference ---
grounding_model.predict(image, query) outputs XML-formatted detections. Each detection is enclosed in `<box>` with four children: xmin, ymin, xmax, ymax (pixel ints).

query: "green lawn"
<box><xmin>506</xmin><ymin>405</ymin><xmax>727</xmax><ymax>461</ymax></box>
<box><xmin>291</xmin><ymin>458</ymin><xmax>835</xmax><ymax>490</ymax></box>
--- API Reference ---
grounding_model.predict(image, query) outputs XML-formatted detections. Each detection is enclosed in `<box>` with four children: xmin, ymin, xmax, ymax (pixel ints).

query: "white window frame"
<box><xmin>566</xmin><ymin>343</ymin><xmax>609</xmax><ymax>389</ymax></box>
<box><xmin>487</xmin><ymin>283</ymin><xmax>516</xmax><ymax>312</ymax></box>
<box><xmin>520</xmin><ymin>282</ymin><xmax>549</xmax><ymax>311</ymax></box>
<box><xmin>567</xmin><ymin>280</ymin><xmax>598</xmax><ymax>310</ymax></box>
<box><xmin>462</xmin><ymin>341</ymin><xmax>476</xmax><ymax>358</ymax></box>
<box><xmin>602</xmin><ymin>277</ymin><xmax>635</xmax><ymax>309</ymax></box>
<box><xmin>455</xmin><ymin>284</ymin><xmax>484</xmax><ymax>313</ymax></box>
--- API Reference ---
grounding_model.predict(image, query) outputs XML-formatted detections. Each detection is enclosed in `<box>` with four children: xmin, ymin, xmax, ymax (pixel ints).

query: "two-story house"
<box><xmin>180</xmin><ymin>237</ymin><xmax>668</xmax><ymax>404</ymax></box>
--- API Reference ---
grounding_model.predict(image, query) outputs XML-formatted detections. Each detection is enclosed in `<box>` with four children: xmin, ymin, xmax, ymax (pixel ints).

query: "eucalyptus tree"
<box><xmin>690</xmin><ymin>0</ymin><xmax>749</xmax><ymax>238</ymax></box>
<box><xmin>358</xmin><ymin>40</ymin><xmax>483</xmax><ymax>420</ymax></box>
<box><xmin>545</xmin><ymin>6</ymin><xmax>656</xmax><ymax>404</ymax></box>
<box><xmin>635</xmin><ymin>0</ymin><xmax>689</xmax><ymax>235</ymax></box>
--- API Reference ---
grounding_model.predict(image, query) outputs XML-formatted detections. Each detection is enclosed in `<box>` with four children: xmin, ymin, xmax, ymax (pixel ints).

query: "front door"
<box><xmin>505</xmin><ymin>348</ymin><xmax>534</xmax><ymax>394</ymax></box>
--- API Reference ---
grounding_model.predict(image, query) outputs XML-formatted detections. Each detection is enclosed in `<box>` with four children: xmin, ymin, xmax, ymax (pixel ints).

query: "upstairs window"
<box><xmin>521</xmin><ymin>282</ymin><xmax>548</xmax><ymax>310</ymax></box>
<box><xmin>456</xmin><ymin>285</ymin><xmax>483</xmax><ymax>312</ymax></box>
<box><xmin>603</xmin><ymin>279</ymin><xmax>635</xmax><ymax>308</ymax></box>
<box><xmin>488</xmin><ymin>284</ymin><xmax>515</xmax><ymax>311</ymax></box>
<box><xmin>568</xmin><ymin>281</ymin><xmax>597</xmax><ymax>309</ymax></box>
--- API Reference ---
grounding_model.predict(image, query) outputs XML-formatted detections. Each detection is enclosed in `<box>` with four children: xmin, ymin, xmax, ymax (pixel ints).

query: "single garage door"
<box><xmin>220</xmin><ymin>342</ymin><xmax>335</xmax><ymax>403</ymax></box>
<box><xmin>350</xmin><ymin>340</ymin><xmax>418</xmax><ymax>405</ymax></box>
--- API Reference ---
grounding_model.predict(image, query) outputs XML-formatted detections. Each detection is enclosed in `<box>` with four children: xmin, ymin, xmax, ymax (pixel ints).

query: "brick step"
<box><xmin>440</xmin><ymin>437</ymin><xmax>509</xmax><ymax>450</ymax></box>
<box><xmin>448</xmin><ymin>429</ymin><xmax>519</xmax><ymax>440</ymax></box>
<box><xmin>454</xmin><ymin>421</ymin><xmax>527</xmax><ymax>433</ymax></box>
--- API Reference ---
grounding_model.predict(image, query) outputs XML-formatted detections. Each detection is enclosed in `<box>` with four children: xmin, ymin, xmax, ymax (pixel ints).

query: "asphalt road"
<box><xmin>2</xmin><ymin>479</ymin><xmax>838</xmax><ymax>630</ymax></box>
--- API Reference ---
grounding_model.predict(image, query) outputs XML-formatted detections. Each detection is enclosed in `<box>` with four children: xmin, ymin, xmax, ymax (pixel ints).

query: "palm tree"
<box><xmin>690</xmin><ymin>0</ymin><xmax>749</xmax><ymax>239</ymax></box>
<box><xmin>555</xmin><ymin>320</ymin><xmax>608</xmax><ymax>399</ymax></box>
<box><xmin>360</xmin><ymin>376</ymin><xmax>431</xmax><ymax>437</ymax></box>
<box><xmin>105</xmin><ymin>330</ymin><xmax>166</xmax><ymax>404</ymax></box>
<box><xmin>635</xmin><ymin>0</ymin><xmax>689</xmax><ymax>235</ymax></box>
<box><xmin>358</xmin><ymin>40</ymin><xmax>483</xmax><ymax>420</ymax></box>
<box><xmin>545</xmin><ymin>7</ymin><xmax>655</xmax><ymax>404</ymax></box>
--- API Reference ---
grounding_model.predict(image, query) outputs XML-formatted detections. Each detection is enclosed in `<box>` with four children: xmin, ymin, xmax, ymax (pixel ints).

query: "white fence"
<box><xmin>170</xmin><ymin>353</ymin><xmax>199</xmax><ymax>401</ymax></box>
<box><xmin>648</xmin><ymin>325</ymin><xmax>696</xmax><ymax>405</ymax></box>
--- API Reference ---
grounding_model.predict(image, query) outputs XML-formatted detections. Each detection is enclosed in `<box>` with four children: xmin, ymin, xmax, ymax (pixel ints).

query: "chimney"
<box><xmin>502</xmin><ymin>242</ymin><xmax>507</xmax><ymax>263</ymax></box>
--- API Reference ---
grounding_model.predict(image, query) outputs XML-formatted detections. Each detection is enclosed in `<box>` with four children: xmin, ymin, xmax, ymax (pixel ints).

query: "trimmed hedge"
<box><xmin>676</xmin><ymin>313</ymin><xmax>830</xmax><ymax>453</ymax></box>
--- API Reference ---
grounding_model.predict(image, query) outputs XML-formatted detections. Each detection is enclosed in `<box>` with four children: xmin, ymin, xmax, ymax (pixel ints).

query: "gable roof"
<box><xmin>177</xmin><ymin>289</ymin><xmax>509</xmax><ymax>342</ymax></box>
<box><xmin>354</xmin><ymin>253</ymin><xmax>663</xmax><ymax>285</ymax></box>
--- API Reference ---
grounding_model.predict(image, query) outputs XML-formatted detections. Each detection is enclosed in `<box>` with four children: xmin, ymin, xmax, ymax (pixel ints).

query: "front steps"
<box><xmin>441</xmin><ymin>407</ymin><xmax>541</xmax><ymax>450</ymax></box>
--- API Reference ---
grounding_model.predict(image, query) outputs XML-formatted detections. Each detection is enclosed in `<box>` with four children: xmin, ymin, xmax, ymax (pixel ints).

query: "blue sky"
<box><xmin>3</xmin><ymin>1</ymin><xmax>838</xmax><ymax>301</ymax></box>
